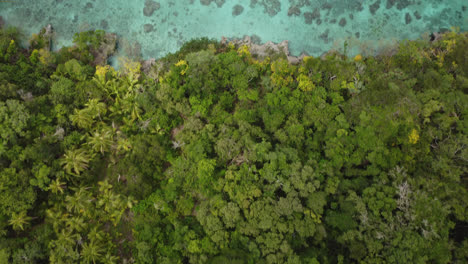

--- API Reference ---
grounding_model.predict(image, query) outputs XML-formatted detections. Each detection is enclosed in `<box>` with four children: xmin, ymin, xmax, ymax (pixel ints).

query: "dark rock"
<box><xmin>316</xmin><ymin>18</ymin><xmax>322</xmax><ymax>25</ymax></box>
<box><xmin>141</xmin><ymin>58</ymin><xmax>156</xmax><ymax>74</ymax></box>
<box><xmin>34</xmin><ymin>24</ymin><xmax>54</xmax><ymax>51</ymax></box>
<box><xmin>251</xmin><ymin>34</ymin><xmax>262</xmax><ymax>45</ymax></box>
<box><xmin>370</xmin><ymin>0</ymin><xmax>381</xmax><ymax>15</ymax></box>
<box><xmin>330</xmin><ymin>19</ymin><xmax>337</xmax><ymax>24</ymax></box>
<box><xmin>143</xmin><ymin>0</ymin><xmax>160</xmax><ymax>17</ymax></box>
<box><xmin>463</xmin><ymin>6</ymin><xmax>467</xmax><ymax>12</ymax></box>
<box><xmin>349</xmin><ymin>14</ymin><xmax>354</xmax><ymax>19</ymax></box>
<box><xmin>339</xmin><ymin>18</ymin><xmax>347</xmax><ymax>27</ymax></box>
<box><xmin>91</xmin><ymin>33</ymin><xmax>117</xmax><ymax>66</ymax></box>
<box><xmin>413</xmin><ymin>11</ymin><xmax>421</xmax><ymax>20</ymax></box>
<box><xmin>355</xmin><ymin>32</ymin><xmax>360</xmax><ymax>38</ymax></box>
<box><xmin>430</xmin><ymin>32</ymin><xmax>444</xmax><ymax>42</ymax></box>
<box><xmin>44</xmin><ymin>24</ymin><xmax>53</xmax><ymax>36</ymax></box>
<box><xmin>232</xmin><ymin>5</ymin><xmax>244</xmax><ymax>16</ymax></box>
<box><xmin>143</xmin><ymin>24</ymin><xmax>154</xmax><ymax>33</ymax></box>
<box><xmin>405</xmin><ymin>13</ymin><xmax>412</xmax><ymax>24</ymax></box>
<box><xmin>200</xmin><ymin>0</ymin><xmax>211</xmax><ymax>5</ymax></box>
<box><xmin>85</xmin><ymin>2</ymin><xmax>93</xmax><ymax>9</ymax></box>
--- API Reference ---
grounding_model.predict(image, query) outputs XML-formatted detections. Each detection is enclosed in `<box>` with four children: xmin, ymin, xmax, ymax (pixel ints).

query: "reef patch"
<box><xmin>232</xmin><ymin>5</ymin><xmax>244</xmax><ymax>17</ymax></box>
<box><xmin>143</xmin><ymin>0</ymin><xmax>160</xmax><ymax>17</ymax></box>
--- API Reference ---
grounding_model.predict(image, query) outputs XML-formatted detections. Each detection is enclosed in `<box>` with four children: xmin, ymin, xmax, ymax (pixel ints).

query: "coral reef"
<box><xmin>386</xmin><ymin>0</ymin><xmax>413</xmax><ymax>10</ymax></box>
<box><xmin>370</xmin><ymin>0</ymin><xmax>381</xmax><ymax>15</ymax></box>
<box><xmin>303</xmin><ymin>8</ymin><xmax>320</xmax><ymax>25</ymax></box>
<box><xmin>1</xmin><ymin>0</ymin><xmax>466</xmax><ymax>60</ymax></box>
<box><xmin>200</xmin><ymin>0</ymin><xmax>225</xmax><ymax>8</ymax></box>
<box><xmin>232</xmin><ymin>5</ymin><xmax>244</xmax><ymax>17</ymax></box>
<box><xmin>288</xmin><ymin>6</ymin><xmax>301</xmax><ymax>16</ymax></box>
<box><xmin>143</xmin><ymin>0</ymin><xmax>160</xmax><ymax>17</ymax></box>
<box><xmin>339</xmin><ymin>18</ymin><xmax>347</xmax><ymax>27</ymax></box>
<box><xmin>143</xmin><ymin>24</ymin><xmax>154</xmax><ymax>33</ymax></box>
<box><xmin>100</xmin><ymin>20</ymin><xmax>109</xmax><ymax>30</ymax></box>
<box><xmin>250</xmin><ymin>0</ymin><xmax>281</xmax><ymax>17</ymax></box>
<box><xmin>287</xmin><ymin>0</ymin><xmax>311</xmax><ymax>16</ymax></box>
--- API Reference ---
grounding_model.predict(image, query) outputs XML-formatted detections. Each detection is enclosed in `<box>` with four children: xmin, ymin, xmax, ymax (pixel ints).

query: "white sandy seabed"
<box><xmin>1</xmin><ymin>0</ymin><xmax>467</xmax><ymax>60</ymax></box>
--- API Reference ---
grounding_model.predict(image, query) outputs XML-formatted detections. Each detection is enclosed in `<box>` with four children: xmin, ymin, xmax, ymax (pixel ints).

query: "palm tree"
<box><xmin>8</xmin><ymin>211</ymin><xmax>32</xmax><ymax>231</ymax></box>
<box><xmin>65</xmin><ymin>188</ymin><xmax>92</xmax><ymax>215</ymax></box>
<box><xmin>70</xmin><ymin>108</ymin><xmax>94</xmax><ymax>129</ymax></box>
<box><xmin>81</xmin><ymin>241</ymin><xmax>104</xmax><ymax>264</ymax></box>
<box><xmin>85</xmin><ymin>99</ymin><xmax>107</xmax><ymax>119</ymax></box>
<box><xmin>66</xmin><ymin>216</ymin><xmax>87</xmax><ymax>232</ymax></box>
<box><xmin>120</xmin><ymin>96</ymin><xmax>142</xmax><ymax>121</ymax></box>
<box><xmin>60</xmin><ymin>149</ymin><xmax>91</xmax><ymax>175</ymax></box>
<box><xmin>48</xmin><ymin>178</ymin><xmax>66</xmax><ymax>194</ymax></box>
<box><xmin>56</xmin><ymin>229</ymin><xmax>78</xmax><ymax>248</ymax></box>
<box><xmin>87</xmin><ymin>226</ymin><xmax>105</xmax><ymax>243</ymax></box>
<box><xmin>50</xmin><ymin>230</ymin><xmax>80</xmax><ymax>263</ymax></box>
<box><xmin>46</xmin><ymin>208</ymin><xmax>66</xmax><ymax>232</ymax></box>
<box><xmin>102</xmin><ymin>253</ymin><xmax>119</xmax><ymax>264</ymax></box>
<box><xmin>87</xmin><ymin>128</ymin><xmax>113</xmax><ymax>154</ymax></box>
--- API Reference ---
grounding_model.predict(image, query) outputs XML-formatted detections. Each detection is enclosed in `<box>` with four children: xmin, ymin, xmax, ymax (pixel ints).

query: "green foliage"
<box><xmin>0</xmin><ymin>27</ymin><xmax>467</xmax><ymax>263</ymax></box>
<box><xmin>0</xmin><ymin>100</ymin><xmax>30</xmax><ymax>144</ymax></box>
<box><xmin>162</xmin><ymin>37</ymin><xmax>220</xmax><ymax>65</ymax></box>
<box><xmin>73</xmin><ymin>30</ymin><xmax>105</xmax><ymax>51</ymax></box>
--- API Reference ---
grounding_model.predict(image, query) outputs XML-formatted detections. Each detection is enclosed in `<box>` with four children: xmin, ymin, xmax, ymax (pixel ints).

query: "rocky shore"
<box><xmin>221</xmin><ymin>35</ymin><xmax>308</xmax><ymax>64</ymax></box>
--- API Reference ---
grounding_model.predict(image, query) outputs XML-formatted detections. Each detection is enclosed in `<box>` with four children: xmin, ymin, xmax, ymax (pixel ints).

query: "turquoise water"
<box><xmin>1</xmin><ymin>0</ymin><xmax>467</xmax><ymax>59</ymax></box>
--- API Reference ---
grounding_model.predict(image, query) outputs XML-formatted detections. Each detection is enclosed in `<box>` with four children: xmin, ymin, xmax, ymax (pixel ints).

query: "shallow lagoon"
<box><xmin>1</xmin><ymin>0</ymin><xmax>467</xmax><ymax>59</ymax></box>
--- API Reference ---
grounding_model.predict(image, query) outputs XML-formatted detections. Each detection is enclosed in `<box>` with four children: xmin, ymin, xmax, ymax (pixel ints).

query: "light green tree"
<box><xmin>60</xmin><ymin>149</ymin><xmax>91</xmax><ymax>175</ymax></box>
<box><xmin>70</xmin><ymin>108</ymin><xmax>94</xmax><ymax>129</ymax></box>
<box><xmin>87</xmin><ymin>128</ymin><xmax>113</xmax><ymax>154</ymax></box>
<box><xmin>8</xmin><ymin>211</ymin><xmax>32</xmax><ymax>231</ymax></box>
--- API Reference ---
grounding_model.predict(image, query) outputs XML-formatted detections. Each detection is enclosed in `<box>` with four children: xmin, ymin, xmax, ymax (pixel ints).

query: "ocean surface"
<box><xmin>1</xmin><ymin>0</ymin><xmax>467</xmax><ymax>59</ymax></box>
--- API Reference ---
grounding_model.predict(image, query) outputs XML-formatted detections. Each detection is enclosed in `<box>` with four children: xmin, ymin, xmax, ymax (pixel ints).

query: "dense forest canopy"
<box><xmin>0</xmin><ymin>25</ymin><xmax>467</xmax><ymax>263</ymax></box>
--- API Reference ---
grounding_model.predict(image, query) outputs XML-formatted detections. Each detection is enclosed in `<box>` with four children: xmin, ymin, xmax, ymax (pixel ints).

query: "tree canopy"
<box><xmin>0</xmin><ymin>27</ymin><xmax>467</xmax><ymax>263</ymax></box>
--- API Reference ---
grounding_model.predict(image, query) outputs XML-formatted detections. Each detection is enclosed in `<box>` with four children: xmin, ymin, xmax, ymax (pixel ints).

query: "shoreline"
<box><xmin>1</xmin><ymin>19</ymin><xmax>457</xmax><ymax>70</ymax></box>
